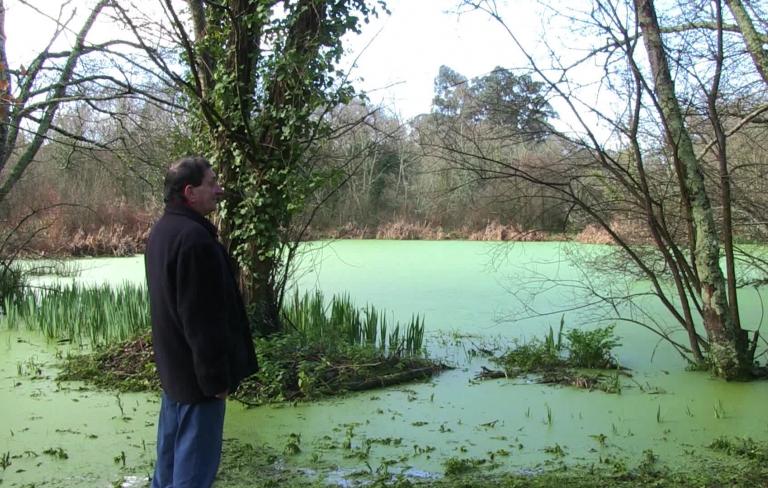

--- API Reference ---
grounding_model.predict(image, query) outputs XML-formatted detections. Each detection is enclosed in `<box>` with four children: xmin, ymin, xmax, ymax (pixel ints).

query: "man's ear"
<box><xmin>182</xmin><ymin>184</ymin><xmax>195</xmax><ymax>203</ymax></box>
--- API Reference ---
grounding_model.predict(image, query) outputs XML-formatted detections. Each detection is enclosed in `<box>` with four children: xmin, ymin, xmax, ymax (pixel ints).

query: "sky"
<box><xmin>4</xmin><ymin>0</ymin><xmax>555</xmax><ymax>116</ymax></box>
<box><xmin>5</xmin><ymin>0</ymin><xmax>622</xmax><ymax>140</ymax></box>
<box><xmin>339</xmin><ymin>0</ymin><xmax>547</xmax><ymax>119</ymax></box>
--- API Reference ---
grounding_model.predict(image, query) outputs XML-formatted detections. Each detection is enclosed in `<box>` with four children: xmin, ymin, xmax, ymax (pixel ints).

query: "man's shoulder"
<box><xmin>148</xmin><ymin>212</ymin><xmax>215</xmax><ymax>247</ymax></box>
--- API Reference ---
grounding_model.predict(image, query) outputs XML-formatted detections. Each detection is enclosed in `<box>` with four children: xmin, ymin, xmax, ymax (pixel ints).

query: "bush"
<box><xmin>566</xmin><ymin>325</ymin><xmax>621</xmax><ymax>368</ymax></box>
<box><xmin>492</xmin><ymin>322</ymin><xmax>621</xmax><ymax>376</ymax></box>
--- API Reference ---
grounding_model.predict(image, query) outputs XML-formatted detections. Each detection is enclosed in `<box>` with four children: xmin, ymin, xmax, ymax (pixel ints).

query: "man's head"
<box><xmin>164</xmin><ymin>157</ymin><xmax>223</xmax><ymax>216</ymax></box>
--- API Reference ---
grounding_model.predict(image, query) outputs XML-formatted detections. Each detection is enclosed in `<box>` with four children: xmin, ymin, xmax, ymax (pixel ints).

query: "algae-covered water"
<box><xmin>3</xmin><ymin>241</ymin><xmax>768</xmax><ymax>486</ymax></box>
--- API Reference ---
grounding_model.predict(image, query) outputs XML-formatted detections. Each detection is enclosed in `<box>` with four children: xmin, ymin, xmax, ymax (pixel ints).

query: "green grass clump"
<box><xmin>2</xmin><ymin>282</ymin><xmax>149</xmax><ymax>346</ymax></box>
<box><xmin>492</xmin><ymin>319</ymin><xmax>620</xmax><ymax>376</ymax></box>
<box><xmin>283</xmin><ymin>290</ymin><xmax>425</xmax><ymax>357</ymax></box>
<box><xmin>57</xmin><ymin>290</ymin><xmax>442</xmax><ymax>401</ymax></box>
<box><xmin>565</xmin><ymin>325</ymin><xmax>622</xmax><ymax>369</ymax></box>
<box><xmin>485</xmin><ymin>319</ymin><xmax>623</xmax><ymax>393</ymax></box>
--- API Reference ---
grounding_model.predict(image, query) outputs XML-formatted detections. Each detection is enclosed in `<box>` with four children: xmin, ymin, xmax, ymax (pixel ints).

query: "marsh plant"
<box><xmin>0</xmin><ymin>263</ymin><xmax>25</xmax><ymax>312</ymax></box>
<box><xmin>565</xmin><ymin>325</ymin><xmax>622</xmax><ymax>369</ymax></box>
<box><xmin>713</xmin><ymin>399</ymin><xmax>727</xmax><ymax>419</ymax></box>
<box><xmin>53</xmin><ymin>286</ymin><xmax>439</xmax><ymax>402</ymax></box>
<box><xmin>2</xmin><ymin>282</ymin><xmax>426</xmax><ymax>357</ymax></box>
<box><xmin>2</xmin><ymin>282</ymin><xmax>150</xmax><ymax>345</ymax></box>
<box><xmin>492</xmin><ymin>319</ymin><xmax>621</xmax><ymax>374</ymax></box>
<box><xmin>709</xmin><ymin>437</ymin><xmax>768</xmax><ymax>461</ymax></box>
<box><xmin>283</xmin><ymin>290</ymin><xmax>425</xmax><ymax>356</ymax></box>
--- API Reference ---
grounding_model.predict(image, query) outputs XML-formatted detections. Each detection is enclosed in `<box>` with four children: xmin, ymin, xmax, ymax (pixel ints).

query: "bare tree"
<box><xmin>449</xmin><ymin>0</ymin><xmax>768</xmax><ymax>378</ymax></box>
<box><xmin>0</xmin><ymin>0</ymin><xmax>109</xmax><ymax>203</ymax></box>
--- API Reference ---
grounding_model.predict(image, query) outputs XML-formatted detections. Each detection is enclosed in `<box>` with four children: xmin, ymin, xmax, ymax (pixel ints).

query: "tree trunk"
<box><xmin>0</xmin><ymin>0</ymin><xmax>108</xmax><ymax>204</ymax></box>
<box><xmin>725</xmin><ymin>0</ymin><xmax>768</xmax><ymax>84</ymax></box>
<box><xmin>0</xmin><ymin>0</ymin><xmax>9</xmax><ymax>166</ymax></box>
<box><xmin>634</xmin><ymin>0</ymin><xmax>751</xmax><ymax>379</ymax></box>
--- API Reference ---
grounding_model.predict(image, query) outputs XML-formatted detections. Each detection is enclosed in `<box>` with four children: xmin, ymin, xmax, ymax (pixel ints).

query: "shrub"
<box><xmin>566</xmin><ymin>325</ymin><xmax>621</xmax><ymax>368</ymax></box>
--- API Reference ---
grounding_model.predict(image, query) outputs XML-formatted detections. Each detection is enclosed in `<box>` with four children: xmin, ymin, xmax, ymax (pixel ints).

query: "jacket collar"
<box><xmin>164</xmin><ymin>203</ymin><xmax>219</xmax><ymax>238</ymax></box>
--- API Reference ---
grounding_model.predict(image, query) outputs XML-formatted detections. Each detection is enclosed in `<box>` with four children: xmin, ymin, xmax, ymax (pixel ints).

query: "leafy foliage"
<box><xmin>432</xmin><ymin>65</ymin><xmax>554</xmax><ymax>139</ymax></box>
<box><xmin>163</xmin><ymin>0</ymin><xmax>389</xmax><ymax>334</ymax></box>
<box><xmin>565</xmin><ymin>325</ymin><xmax>622</xmax><ymax>369</ymax></box>
<box><xmin>490</xmin><ymin>319</ymin><xmax>622</xmax><ymax>382</ymax></box>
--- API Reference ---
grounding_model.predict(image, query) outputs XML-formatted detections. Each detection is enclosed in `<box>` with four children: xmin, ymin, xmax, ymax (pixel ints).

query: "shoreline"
<box><xmin>11</xmin><ymin>219</ymin><xmax>768</xmax><ymax>260</ymax></box>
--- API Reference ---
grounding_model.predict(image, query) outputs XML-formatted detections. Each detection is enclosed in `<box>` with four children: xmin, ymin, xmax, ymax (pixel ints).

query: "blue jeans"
<box><xmin>151</xmin><ymin>392</ymin><xmax>226</xmax><ymax>488</ymax></box>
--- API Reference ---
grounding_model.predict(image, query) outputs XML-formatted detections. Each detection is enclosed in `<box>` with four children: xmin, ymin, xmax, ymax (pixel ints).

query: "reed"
<box><xmin>2</xmin><ymin>282</ymin><xmax>426</xmax><ymax>356</ymax></box>
<box><xmin>1</xmin><ymin>282</ymin><xmax>150</xmax><ymax>346</ymax></box>
<box><xmin>282</xmin><ymin>290</ymin><xmax>425</xmax><ymax>356</ymax></box>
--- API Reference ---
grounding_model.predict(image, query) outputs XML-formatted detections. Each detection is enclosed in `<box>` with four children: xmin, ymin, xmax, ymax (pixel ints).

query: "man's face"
<box><xmin>185</xmin><ymin>168</ymin><xmax>223</xmax><ymax>216</ymax></box>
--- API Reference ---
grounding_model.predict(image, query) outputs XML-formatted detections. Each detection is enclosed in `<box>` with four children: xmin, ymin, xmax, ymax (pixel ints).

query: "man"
<box><xmin>145</xmin><ymin>156</ymin><xmax>258</xmax><ymax>488</ymax></box>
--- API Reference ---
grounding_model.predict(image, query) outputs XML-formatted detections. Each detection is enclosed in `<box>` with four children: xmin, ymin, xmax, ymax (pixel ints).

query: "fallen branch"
<box><xmin>346</xmin><ymin>364</ymin><xmax>450</xmax><ymax>391</ymax></box>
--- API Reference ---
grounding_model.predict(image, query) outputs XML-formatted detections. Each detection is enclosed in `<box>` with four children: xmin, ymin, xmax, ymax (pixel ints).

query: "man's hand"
<box><xmin>214</xmin><ymin>390</ymin><xmax>228</xmax><ymax>400</ymax></box>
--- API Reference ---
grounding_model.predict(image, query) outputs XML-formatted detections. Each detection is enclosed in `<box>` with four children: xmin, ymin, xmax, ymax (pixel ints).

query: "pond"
<box><xmin>3</xmin><ymin>241</ymin><xmax>768</xmax><ymax>486</ymax></box>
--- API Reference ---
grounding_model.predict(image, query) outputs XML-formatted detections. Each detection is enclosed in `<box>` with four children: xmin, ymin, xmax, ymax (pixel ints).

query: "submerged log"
<box><xmin>346</xmin><ymin>364</ymin><xmax>449</xmax><ymax>391</ymax></box>
<box><xmin>474</xmin><ymin>366</ymin><xmax>507</xmax><ymax>380</ymax></box>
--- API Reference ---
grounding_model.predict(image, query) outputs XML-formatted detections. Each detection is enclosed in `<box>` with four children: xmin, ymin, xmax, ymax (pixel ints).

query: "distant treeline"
<box><xmin>3</xmin><ymin>65</ymin><xmax>767</xmax><ymax>256</ymax></box>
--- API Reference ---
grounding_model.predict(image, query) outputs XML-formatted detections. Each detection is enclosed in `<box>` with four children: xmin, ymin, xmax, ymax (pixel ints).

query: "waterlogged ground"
<box><xmin>0</xmin><ymin>329</ymin><xmax>157</xmax><ymax>487</ymax></box>
<box><xmin>3</xmin><ymin>241</ymin><xmax>768</xmax><ymax>486</ymax></box>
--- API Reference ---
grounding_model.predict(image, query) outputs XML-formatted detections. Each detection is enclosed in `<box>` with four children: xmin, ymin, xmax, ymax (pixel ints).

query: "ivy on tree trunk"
<box><xmin>164</xmin><ymin>0</ymin><xmax>384</xmax><ymax>335</ymax></box>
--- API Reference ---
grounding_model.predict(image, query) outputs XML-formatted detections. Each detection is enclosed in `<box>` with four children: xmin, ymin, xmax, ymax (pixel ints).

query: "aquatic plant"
<box><xmin>708</xmin><ymin>437</ymin><xmax>768</xmax><ymax>461</ymax></box>
<box><xmin>713</xmin><ymin>399</ymin><xmax>726</xmax><ymax>419</ymax></box>
<box><xmin>42</xmin><ymin>447</ymin><xmax>68</xmax><ymax>460</ymax></box>
<box><xmin>0</xmin><ymin>264</ymin><xmax>26</xmax><ymax>312</ymax></box>
<box><xmin>565</xmin><ymin>324</ymin><xmax>621</xmax><ymax>369</ymax></box>
<box><xmin>57</xmin><ymin>332</ymin><xmax>158</xmax><ymax>392</ymax></box>
<box><xmin>3</xmin><ymin>280</ymin><xmax>425</xmax><ymax>357</ymax></box>
<box><xmin>590</xmin><ymin>433</ymin><xmax>608</xmax><ymax>447</ymax></box>
<box><xmin>282</xmin><ymin>290</ymin><xmax>425</xmax><ymax>356</ymax></box>
<box><xmin>488</xmin><ymin>322</ymin><xmax>623</xmax><ymax>388</ymax></box>
<box><xmin>234</xmin><ymin>333</ymin><xmax>445</xmax><ymax>405</ymax></box>
<box><xmin>442</xmin><ymin>456</ymin><xmax>487</xmax><ymax>476</ymax></box>
<box><xmin>543</xmin><ymin>443</ymin><xmax>566</xmax><ymax>457</ymax></box>
<box><xmin>21</xmin><ymin>260</ymin><xmax>80</xmax><ymax>278</ymax></box>
<box><xmin>545</xmin><ymin>404</ymin><xmax>553</xmax><ymax>426</ymax></box>
<box><xmin>283</xmin><ymin>433</ymin><xmax>301</xmax><ymax>456</ymax></box>
<box><xmin>2</xmin><ymin>282</ymin><xmax>149</xmax><ymax>346</ymax></box>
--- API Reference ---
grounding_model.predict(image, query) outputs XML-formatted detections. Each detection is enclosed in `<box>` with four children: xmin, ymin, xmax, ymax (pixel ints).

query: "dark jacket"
<box><xmin>145</xmin><ymin>204</ymin><xmax>258</xmax><ymax>404</ymax></box>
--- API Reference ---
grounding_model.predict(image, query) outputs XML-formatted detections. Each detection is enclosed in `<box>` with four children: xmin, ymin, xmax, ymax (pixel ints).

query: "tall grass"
<box><xmin>2</xmin><ymin>282</ymin><xmax>149</xmax><ymax>345</ymax></box>
<box><xmin>0</xmin><ymin>264</ymin><xmax>26</xmax><ymax>309</ymax></box>
<box><xmin>282</xmin><ymin>290</ymin><xmax>425</xmax><ymax>356</ymax></box>
<box><xmin>1</xmin><ymin>282</ymin><xmax>426</xmax><ymax>356</ymax></box>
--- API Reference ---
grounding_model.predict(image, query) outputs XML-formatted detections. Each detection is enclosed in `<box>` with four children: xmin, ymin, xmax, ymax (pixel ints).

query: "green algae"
<box><xmin>6</xmin><ymin>242</ymin><xmax>768</xmax><ymax>487</ymax></box>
